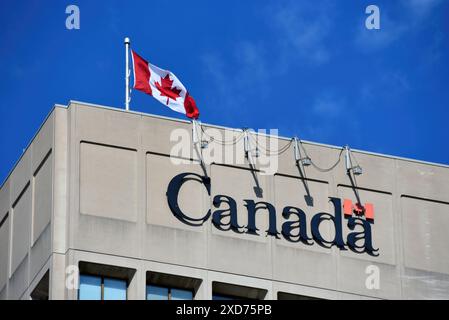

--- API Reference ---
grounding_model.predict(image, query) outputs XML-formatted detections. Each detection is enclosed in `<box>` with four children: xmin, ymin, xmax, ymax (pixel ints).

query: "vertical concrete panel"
<box><xmin>0</xmin><ymin>216</ymin><xmax>10</xmax><ymax>292</ymax></box>
<box><xmin>0</xmin><ymin>179</ymin><xmax>10</xmax><ymax>223</ymax></box>
<box><xmin>73</xmin><ymin>141</ymin><xmax>141</xmax><ymax>258</ymax></box>
<box><xmin>402</xmin><ymin>197</ymin><xmax>449</xmax><ymax>274</ymax></box>
<box><xmin>272</xmin><ymin>175</ymin><xmax>337</xmax><ymax>288</ymax></box>
<box><xmin>8</xmin><ymin>255</ymin><xmax>28</xmax><ymax>299</ymax></box>
<box><xmin>337</xmin><ymin>186</ymin><xmax>395</xmax><ymax>264</ymax></box>
<box><xmin>146</xmin><ymin>154</ymin><xmax>205</xmax><ymax>228</ymax></box>
<box><xmin>52</xmin><ymin>107</ymin><xmax>68</xmax><ymax>254</ymax></box>
<box><xmin>31</xmin><ymin>112</ymin><xmax>54</xmax><ymax>174</ymax></box>
<box><xmin>210</xmin><ymin>164</ymin><xmax>272</xmax><ymax>242</ymax></box>
<box><xmin>32</xmin><ymin>152</ymin><xmax>52</xmax><ymax>244</ymax></box>
<box><xmin>11</xmin><ymin>184</ymin><xmax>31</xmax><ymax>275</ymax></box>
<box><xmin>0</xmin><ymin>286</ymin><xmax>6</xmax><ymax>300</ymax></box>
<box><xmin>144</xmin><ymin>154</ymin><xmax>208</xmax><ymax>267</ymax></box>
<box><xmin>10</xmin><ymin>149</ymin><xmax>31</xmax><ymax>207</ymax></box>
<box><xmin>274</xmin><ymin>175</ymin><xmax>332</xmax><ymax>253</ymax></box>
<box><xmin>30</xmin><ymin>224</ymin><xmax>51</xmax><ymax>284</ymax></box>
<box><xmin>208</xmin><ymin>165</ymin><xmax>273</xmax><ymax>278</ymax></box>
<box><xmin>49</xmin><ymin>253</ymin><xmax>68</xmax><ymax>300</ymax></box>
<box><xmin>79</xmin><ymin>142</ymin><xmax>137</xmax><ymax>222</ymax></box>
<box><xmin>334</xmin><ymin>187</ymin><xmax>400</xmax><ymax>298</ymax></box>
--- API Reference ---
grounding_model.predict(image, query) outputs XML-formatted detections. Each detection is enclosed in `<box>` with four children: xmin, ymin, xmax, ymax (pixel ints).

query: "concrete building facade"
<box><xmin>0</xmin><ymin>101</ymin><xmax>448</xmax><ymax>300</ymax></box>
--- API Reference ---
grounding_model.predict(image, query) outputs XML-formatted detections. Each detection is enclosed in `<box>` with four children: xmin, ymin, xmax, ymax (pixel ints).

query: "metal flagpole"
<box><xmin>125</xmin><ymin>37</ymin><xmax>131</xmax><ymax>111</ymax></box>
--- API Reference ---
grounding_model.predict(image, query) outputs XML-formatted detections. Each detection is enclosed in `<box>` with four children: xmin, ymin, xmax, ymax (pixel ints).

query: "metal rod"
<box><xmin>124</xmin><ymin>37</ymin><xmax>131</xmax><ymax>111</ymax></box>
<box><xmin>244</xmin><ymin>130</ymin><xmax>249</xmax><ymax>157</ymax></box>
<box><xmin>345</xmin><ymin>145</ymin><xmax>351</xmax><ymax>171</ymax></box>
<box><xmin>192</xmin><ymin>119</ymin><xmax>198</xmax><ymax>144</ymax></box>
<box><xmin>294</xmin><ymin>137</ymin><xmax>300</xmax><ymax>162</ymax></box>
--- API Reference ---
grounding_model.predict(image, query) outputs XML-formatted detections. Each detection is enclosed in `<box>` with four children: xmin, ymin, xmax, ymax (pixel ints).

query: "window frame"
<box><xmin>78</xmin><ymin>273</ymin><xmax>128</xmax><ymax>300</ymax></box>
<box><xmin>146</xmin><ymin>283</ymin><xmax>194</xmax><ymax>300</ymax></box>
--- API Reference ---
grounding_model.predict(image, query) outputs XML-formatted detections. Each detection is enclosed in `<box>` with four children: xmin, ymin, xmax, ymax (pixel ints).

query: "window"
<box><xmin>79</xmin><ymin>274</ymin><xmax>127</xmax><ymax>300</ymax></box>
<box><xmin>79</xmin><ymin>275</ymin><xmax>101</xmax><ymax>300</ymax></box>
<box><xmin>30</xmin><ymin>271</ymin><xmax>49</xmax><ymax>300</ymax></box>
<box><xmin>277</xmin><ymin>292</ymin><xmax>323</xmax><ymax>300</ymax></box>
<box><xmin>146</xmin><ymin>271</ymin><xmax>201</xmax><ymax>300</ymax></box>
<box><xmin>171</xmin><ymin>288</ymin><xmax>193</xmax><ymax>300</ymax></box>
<box><xmin>146</xmin><ymin>285</ymin><xmax>193</xmax><ymax>300</ymax></box>
<box><xmin>212</xmin><ymin>281</ymin><xmax>267</xmax><ymax>300</ymax></box>
<box><xmin>103</xmin><ymin>278</ymin><xmax>127</xmax><ymax>300</ymax></box>
<box><xmin>212</xmin><ymin>294</ymin><xmax>237</xmax><ymax>300</ymax></box>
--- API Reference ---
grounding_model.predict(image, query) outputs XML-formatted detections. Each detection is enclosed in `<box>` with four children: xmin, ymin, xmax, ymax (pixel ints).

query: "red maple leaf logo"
<box><xmin>155</xmin><ymin>74</ymin><xmax>182</xmax><ymax>105</ymax></box>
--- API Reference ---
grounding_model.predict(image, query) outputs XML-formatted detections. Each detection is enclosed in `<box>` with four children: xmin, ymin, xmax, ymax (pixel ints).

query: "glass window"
<box><xmin>104</xmin><ymin>278</ymin><xmax>127</xmax><ymax>300</ymax></box>
<box><xmin>79</xmin><ymin>275</ymin><xmax>102</xmax><ymax>300</ymax></box>
<box><xmin>146</xmin><ymin>285</ymin><xmax>193</xmax><ymax>300</ymax></box>
<box><xmin>212</xmin><ymin>294</ymin><xmax>235</xmax><ymax>300</ymax></box>
<box><xmin>79</xmin><ymin>274</ymin><xmax>127</xmax><ymax>300</ymax></box>
<box><xmin>147</xmin><ymin>285</ymin><xmax>169</xmax><ymax>300</ymax></box>
<box><xmin>171</xmin><ymin>288</ymin><xmax>193</xmax><ymax>300</ymax></box>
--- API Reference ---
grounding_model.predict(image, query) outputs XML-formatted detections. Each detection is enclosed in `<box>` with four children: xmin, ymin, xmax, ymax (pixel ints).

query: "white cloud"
<box><xmin>268</xmin><ymin>1</ymin><xmax>334</xmax><ymax>66</ymax></box>
<box><xmin>200</xmin><ymin>1</ymin><xmax>339</xmax><ymax>112</ymax></box>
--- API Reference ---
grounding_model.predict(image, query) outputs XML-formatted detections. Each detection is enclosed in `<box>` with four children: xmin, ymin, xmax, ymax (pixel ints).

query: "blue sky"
<box><xmin>0</xmin><ymin>0</ymin><xmax>448</xmax><ymax>183</ymax></box>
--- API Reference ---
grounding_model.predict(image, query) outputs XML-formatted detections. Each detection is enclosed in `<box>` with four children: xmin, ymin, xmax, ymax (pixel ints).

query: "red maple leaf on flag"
<box><xmin>155</xmin><ymin>74</ymin><xmax>182</xmax><ymax>105</ymax></box>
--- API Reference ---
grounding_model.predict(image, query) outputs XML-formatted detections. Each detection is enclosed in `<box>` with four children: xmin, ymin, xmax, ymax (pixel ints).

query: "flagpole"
<box><xmin>125</xmin><ymin>37</ymin><xmax>131</xmax><ymax>111</ymax></box>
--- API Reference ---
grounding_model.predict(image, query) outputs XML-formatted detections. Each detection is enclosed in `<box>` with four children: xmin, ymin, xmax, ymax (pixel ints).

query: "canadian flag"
<box><xmin>131</xmin><ymin>50</ymin><xmax>199</xmax><ymax>119</ymax></box>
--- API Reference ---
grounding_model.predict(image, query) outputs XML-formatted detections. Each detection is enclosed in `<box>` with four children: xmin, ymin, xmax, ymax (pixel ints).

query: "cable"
<box><xmin>301</xmin><ymin>142</ymin><xmax>344</xmax><ymax>172</ymax></box>
<box><xmin>247</xmin><ymin>131</ymin><xmax>293</xmax><ymax>156</ymax></box>
<box><xmin>200</xmin><ymin>124</ymin><xmax>245</xmax><ymax>145</ymax></box>
<box><xmin>196</xmin><ymin>121</ymin><xmax>345</xmax><ymax>173</ymax></box>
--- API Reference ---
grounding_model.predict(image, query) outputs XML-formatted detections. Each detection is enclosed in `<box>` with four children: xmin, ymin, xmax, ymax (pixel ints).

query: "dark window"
<box><xmin>212</xmin><ymin>281</ymin><xmax>266</xmax><ymax>300</ymax></box>
<box><xmin>30</xmin><ymin>271</ymin><xmax>49</xmax><ymax>300</ymax></box>
<box><xmin>277</xmin><ymin>292</ymin><xmax>323</xmax><ymax>300</ymax></box>
<box><xmin>146</xmin><ymin>271</ymin><xmax>200</xmax><ymax>300</ymax></box>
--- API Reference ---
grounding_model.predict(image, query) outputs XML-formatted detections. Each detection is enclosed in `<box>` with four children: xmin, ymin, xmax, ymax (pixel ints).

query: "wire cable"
<box><xmin>301</xmin><ymin>143</ymin><xmax>344</xmax><ymax>172</ymax></box>
<box><xmin>200</xmin><ymin>124</ymin><xmax>245</xmax><ymax>145</ymax></box>
<box><xmin>247</xmin><ymin>131</ymin><xmax>293</xmax><ymax>156</ymax></box>
<box><xmin>196</xmin><ymin>122</ymin><xmax>345</xmax><ymax>173</ymax></box>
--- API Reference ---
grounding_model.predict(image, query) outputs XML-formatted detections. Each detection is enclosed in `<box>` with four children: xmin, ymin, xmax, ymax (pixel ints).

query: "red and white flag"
<box><xmin>131</xmin><ymin>50</ymin><xmax>199</xmax><ymax>119</ymax></box>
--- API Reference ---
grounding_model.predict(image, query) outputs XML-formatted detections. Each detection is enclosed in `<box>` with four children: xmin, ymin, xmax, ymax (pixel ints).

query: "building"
<box><xmin>0</xmin><ymin>101</ymin><xmax>448</xmax><ymax>300</ymax></box>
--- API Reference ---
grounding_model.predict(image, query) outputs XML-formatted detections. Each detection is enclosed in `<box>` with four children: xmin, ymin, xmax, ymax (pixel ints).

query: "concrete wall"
<box><xmin>0</xmin><ymin>109</ymin><xmax>55</xmax><ymax>299</ymax></box>
<box><xmin>1</xmin><ymin>101</ymin><xmax>449</xmax><ymax>299</ymax></box>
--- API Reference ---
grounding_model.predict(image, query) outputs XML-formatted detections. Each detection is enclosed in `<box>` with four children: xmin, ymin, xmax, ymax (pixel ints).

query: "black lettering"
<box><xmin>244</xmin><ymin>200</ymin><xmax>280</xmax><ymax>238</ymax></box>
<box><xmin>212</xmin><ymin>195</ymin><xmax>244</xmax><ymax>233</ymax></box>
<box><xmin>166</xmin><ymin>172</ymin><xmax>211</xmax><ymax>226</ymax></box>
<box><xmin>347</xmin><ymin>217</ymin><xmax>379</xmax><ymax>256</ymax></box>
<box><xmin>281</xmin><ymin>206</ymin><xmax>312</xmax><ymax>245</ymax></box>
<box><xmin>311</xmin><ymin>197</ymin><xmax>346</xmax><ymax>249</ymax></box>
